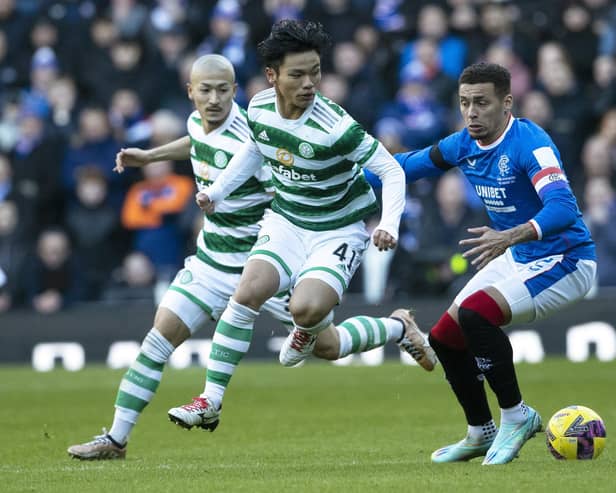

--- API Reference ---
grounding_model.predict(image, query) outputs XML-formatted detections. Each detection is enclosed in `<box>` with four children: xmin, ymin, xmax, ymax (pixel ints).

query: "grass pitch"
<box><xmin>0</xmin><ymin>359</ymin><xmax>613</xmax><ymax>492</ymax></box>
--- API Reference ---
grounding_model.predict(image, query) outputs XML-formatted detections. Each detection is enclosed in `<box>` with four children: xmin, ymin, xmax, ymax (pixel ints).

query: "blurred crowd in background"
<box><xmin>1</xmin><ymin>0</ymin><xmax>616</xmax><ymax>314</ymax></box>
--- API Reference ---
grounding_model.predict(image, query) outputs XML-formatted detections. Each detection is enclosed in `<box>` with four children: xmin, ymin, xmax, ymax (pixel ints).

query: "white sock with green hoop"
<box><xmin>202</xmin><ymin>299</ymin><xmax>259</xmax><ymax>409</ymax></box>
<box><xmin>335</xmin><ymin>316</ymin><xmax>404</xmax><ymax>358</ymax></box>
<box><xmin>109</xmin><ymin>328</ymin><xmax>174</xmax><ymax>445</ymax></box>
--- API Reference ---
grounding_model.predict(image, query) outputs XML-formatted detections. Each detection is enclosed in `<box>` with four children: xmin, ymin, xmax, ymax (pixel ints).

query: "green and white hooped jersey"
<box><xmin>247</xmin><ymin>88</ymin><xmax>379</xmax><ymax>231</ymax></box>
<box><xmin>188</xmin><ymin>103</ymin><xmax>273</xmax><ymax>274</ymax></box>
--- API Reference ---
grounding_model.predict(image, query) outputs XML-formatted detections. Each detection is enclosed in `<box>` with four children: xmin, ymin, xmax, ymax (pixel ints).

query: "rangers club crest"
<box><xmin>498</xmin><ymin>155</ymin><xmax>510</xmax><ymax>176</ymax></box>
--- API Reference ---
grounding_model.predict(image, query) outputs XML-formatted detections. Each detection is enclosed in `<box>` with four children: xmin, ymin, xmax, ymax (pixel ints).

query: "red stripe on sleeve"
<box><xmin>531</xmin><ymin>167</ymin><xmax>563</xmax><ymax>185</ymax></box>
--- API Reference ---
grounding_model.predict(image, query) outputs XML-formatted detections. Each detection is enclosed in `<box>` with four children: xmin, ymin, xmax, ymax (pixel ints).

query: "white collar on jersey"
<box><xmin>474</xmin><ymin>114</ymin><xmax>515</xmax><ymax>150</ymax></box>
<box><xmin>274</xmin><ymin>95</ymin><xmax>316</xmax><ymax>127</ymax></box>
<box><xmin>207</xmin><ymin>101</ymin><xmax>240</xmax><ymax>136</ymax></box>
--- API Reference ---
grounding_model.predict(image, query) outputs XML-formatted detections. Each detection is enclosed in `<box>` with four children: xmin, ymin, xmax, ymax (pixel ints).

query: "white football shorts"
<box><xmin>248</xmin><ymin>209</ymin><xmax>370</xmax><ymax>300</ymax></box>
<box><xmin>159</xmin><ymin>254</ymin><xmax>293</xmax><ymax>334</ymax></box>
<box><xmin>454</xmin><ymin>248</ymin><xmax>597</xmax><ymax>325</ymax></box>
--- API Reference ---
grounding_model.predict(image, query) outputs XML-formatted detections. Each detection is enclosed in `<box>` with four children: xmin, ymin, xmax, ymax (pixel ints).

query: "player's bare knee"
<box><xmin>232</xmin><ymin>290</ymin><xmax>261</xmax><ymax>310</ymax></box>
<box><xmin>233</xmin><ymin>281</ymin><xmax>272</xmax><ymax>310</ymax></box>
<box><xmin>154</xmin><ymin>307</ymin><xmax>190</xmax><ymax>347</ymax></box>
<box><xmin>233</xmin><ymin>276</ymin><xmax>276</xmax><ymax>310</ymax></box>
<box><xmin>289</xmin><ymin>298</ymin><xmax>328</xmax><ymax>327</ymax></box>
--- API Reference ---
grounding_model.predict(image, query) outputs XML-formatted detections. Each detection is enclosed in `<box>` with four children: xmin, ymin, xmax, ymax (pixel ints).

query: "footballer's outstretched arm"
<box><xmin>364</xmin><ymin>145</ymin><xmax>449</xmax><ymax>187</ymax></box>
<box><xmin>204</xmin><ymin>138</ymin><xmax>264</xmax><ymax>203</ymax></box>
<box><xmin>114</xmin><ymin>136</ymin><xmax>192</xmax><ymax>173</ymax></box>
<box><xmin>362</xmin><ymin>143</ymin><xmax>405</xmax><ymax>241</ymax></box>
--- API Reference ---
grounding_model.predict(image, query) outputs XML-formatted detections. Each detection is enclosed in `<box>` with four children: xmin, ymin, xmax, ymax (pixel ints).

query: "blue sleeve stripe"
<box><xmin>537</xmin><ymin>181</ymin><xmax>569</xmax><ymax>201</ymax></box>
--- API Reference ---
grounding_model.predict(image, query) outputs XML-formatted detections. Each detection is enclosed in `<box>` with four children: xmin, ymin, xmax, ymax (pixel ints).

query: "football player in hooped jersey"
<box><xmin>387</xmin><ymin>63</ymin><xmax>596</xmax><ymax>465</ymax></box>
<box><xmin>168</xmin><ymin>20</ymin><xmax>436</xmax><ymax>431</ymax></box>
<box><xmin>67</xmin><ymin>54</ymin><xmax>296</xmax><ymax>460</ymax></box>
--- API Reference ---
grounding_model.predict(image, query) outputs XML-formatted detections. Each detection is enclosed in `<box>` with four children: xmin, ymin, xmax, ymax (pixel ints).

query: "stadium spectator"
<box><xmin>61</xmin><ymin>106</ymin><xmax>125</xmax><ymax>208</ymax></box>
<box><xmin>362</xmin><ymin>116</ymin><xmax>418</xmax><ymax>301</ymax></box>
<box><xmin>65</xmin><ymin>166</ymin><xmax>122</xmax><ymax>301</ymax></box>
<box><xmin>0</xmin><ymin>0</ymin><xmax>32</xmax><ymax>66</ymax></box>
<box><xmin>483</xmin><ymin>43</ymin><xmax>531</xmax><ymax>101</ymax></box>
<box><xmin>399</xmin><ymin>4</ymin><xmax>467</xmax><ymax>81</ymax></box>
<box><xmin>47</xmin><ymin>75</ymin><xmax>80</xmax><ymax>137</ymax></box>
<box><xmin>519</xmin><ymin>90</ymin><xmax>553</xmax><ymax>130</ymax></box>
<box><xmin>378</xmin><ymin>72</ymin><xmax>448</xmax><ymax>150</ymax></box>
<box><xmin>331</xmin><ymin>40</ymin><xmax>386</xmax><ymax>128</ymax></box>
<box><xmin>26</xmin><ymin>46</ymin><xmax>60</xmax><ymax>112</ymax></box>
<box><xmin>10</xmin><ymin>100</ymin><xmax>65</xmax><ymax>239</ymax></box>
<box><xmin>77</xmin><ymin>14</ymin><xmax>117</xmax><ymax>105</ymax></box>
<box><xmin>537</xmin><ymin>50</ymin><xmax>593</xmax><ymax>188</ymax></box>
<box><xmin>588</xmin><ymin>54</ymin><xmax>616</xmax><ymax>118</ymax></box>
<box><xmin>536</xmin><ymin>40</ymin><xmax>569</xmax><ymax>69</ymax></box>
<box><xmin>147</xmin><ymin>109</ymin><xmax>184</xmax><ymax>148</ymax></box>
<box><xmin>306</xmin><ymin>0</ymin><xmax>369</xmax><ymax>44</ymax></box>
<box><xmin>158</xmin><ymin>51</ymin><xmax>197</xmax><ymax>116</ymax></box>
<box><xmin>597</xmin><ymin>107</ymin><xmax>616</xmax><ymax>145</ymax></box>
<box><xmin>372</xmin><ymin>0</ymin><xmax>410</xmax><ymax>35</ymax></box>
<box><xmin>23</xmin><ymin>227</ymin><xmax>83</xmax><ymax>313</ymax></box>
<box><xmin>147</xmin><ymin>0</ymin><xmax>190</xmax><ymax>37</ymax></box>
<box><xmin>196</xmin><ymin>0</ymin><xmax>257</xmax><ymax>86</ymax></box>
<box><xmin>109</xmin><ymin>0</ymin><xmax>148</xmax><ymax>39</ymax></box>
<box><xmin>555</xmin><ymin>1</ymin><xmax>598</xmax><ymax>84</ymax></box>
<box><xmin>401</xmin><ymin>37</ymin><xmax>457</xmax><ymax>108</ymax></box>
<box><xmin>263</xmin><ymin>0</ymin><xmax>306</xmax><ymax>23</ymax></box>
<box><xmin>0</xmin><ymin>199</ymin><xmax>29</xmax><ymax>311</ymax></box>
<box><xmin>353</xmin><ymin>23</ymin><xmax>398</xmax><ymax>99</ymax></box>
<box><xmin>372</xmin><ymin>116</ymin><xmax>407</xmax><ymax>155</ymax></box>
<box><xmin>319</xmin><ymin>72</ymin><xmax>348</xmax><ymax>106</ymax></box>
<box><xmin>151</xmin><ymin>24</ymin><xmax>191</xmax><ymax>109</ymax></box>
<box><xmin>26</xmin><ymin>12</ymin><xmax>71</xmax><ymax>73</ymax></box>
<box><xmin>121</xmin><ymin>159</ymin><xmax>193</xmax><ymax>277</ymax></box>
<box><xmin>106</xmin><ymin>35</ymin><xmax>159</xmax><ymax>111</ymax></box>
<box><xmin>475</xmin><ymin>1</ymin><xmax>538</xmax><ymax>69</ymax></box>
<box><xmin>108</xmin><ymin>88</ymin><xmax>150</xmax><ymax>147</ymax></box>
<box><xmin>584</xmin><ymin>176</ymin><xmax>616</xmax><ymax>286</ymax></box>
<box><xmin>102</xmin><ymin>250</ymin><xmax>156</xmax><ymax>303</ymax></box>
<box><xmin>0</xmin><ymin>26</ymin><xmax>27</xmax><ymax>91</ymax></box>
<box><xmin>581</xmin><ymin>134</ymin><xmax>613</xmax><ymax>181</ymax></box>
<box><xmin>411</xmin><ymin>171</ymin><xmax>489</xmax><ymax>297</ymax></box>
<box><xmin>449</xmin><ymin>0</ymin><xmax>478</xmax><ymax>37</ymax></box>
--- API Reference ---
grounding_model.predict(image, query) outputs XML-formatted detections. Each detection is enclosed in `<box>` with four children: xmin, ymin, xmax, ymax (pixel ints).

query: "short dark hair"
<box><xmin>459</xmin><ymin>62</ymin><xmax>511</xmax><ymax>98</ymax></box>
<box><xmin>257</xmin><ymin>19</ymin><xmax>331</xmax><ymax>71</ymax></box>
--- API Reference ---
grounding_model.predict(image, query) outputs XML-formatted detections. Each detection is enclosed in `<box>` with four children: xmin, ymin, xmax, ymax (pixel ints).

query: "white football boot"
<box><xmin>391</xmin><ymin>308</ymin><xmax>437</xmax><ymax>371</ymax></box>
<box><xmin>279</xmin><ymin>328</ymin><xmax>317</xmax><ymax>367</ymax></box>
<box><xmin>67</xmin><ymin>428</ymin><xmax>126</xmax><ymax>460</ymax></box>
<box><xmin>168</xmin><ymin>396</ymin><xmax>221</xmax><ymax>431</ymax></box>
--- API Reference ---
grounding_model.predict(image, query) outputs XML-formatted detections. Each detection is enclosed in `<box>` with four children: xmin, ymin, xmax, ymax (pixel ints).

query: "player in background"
<box><xmin>66</xmin><ymin>54</ymin><xmax>294</xmax><ymax>460</ymax></box>
<box><xmin>67</xmin><ymin>52</ymin><xmax>434</xmax><ymax>460</ymax></box>
<box><xmin>167</xmin><ymin>20</ymin><xmax>435</xmax><ymax>432</ymax></box>
<box><xmin>376</xmin><ymin>62</ymin><xmax>596</xmax><ymax>465</ymax></box>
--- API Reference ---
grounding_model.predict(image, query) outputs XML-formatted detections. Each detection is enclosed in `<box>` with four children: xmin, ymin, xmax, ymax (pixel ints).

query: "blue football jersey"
<box><xmin>397</xmin><ymin>117</ymin><xmax>595</xmax><ymax>263</ymax></box>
